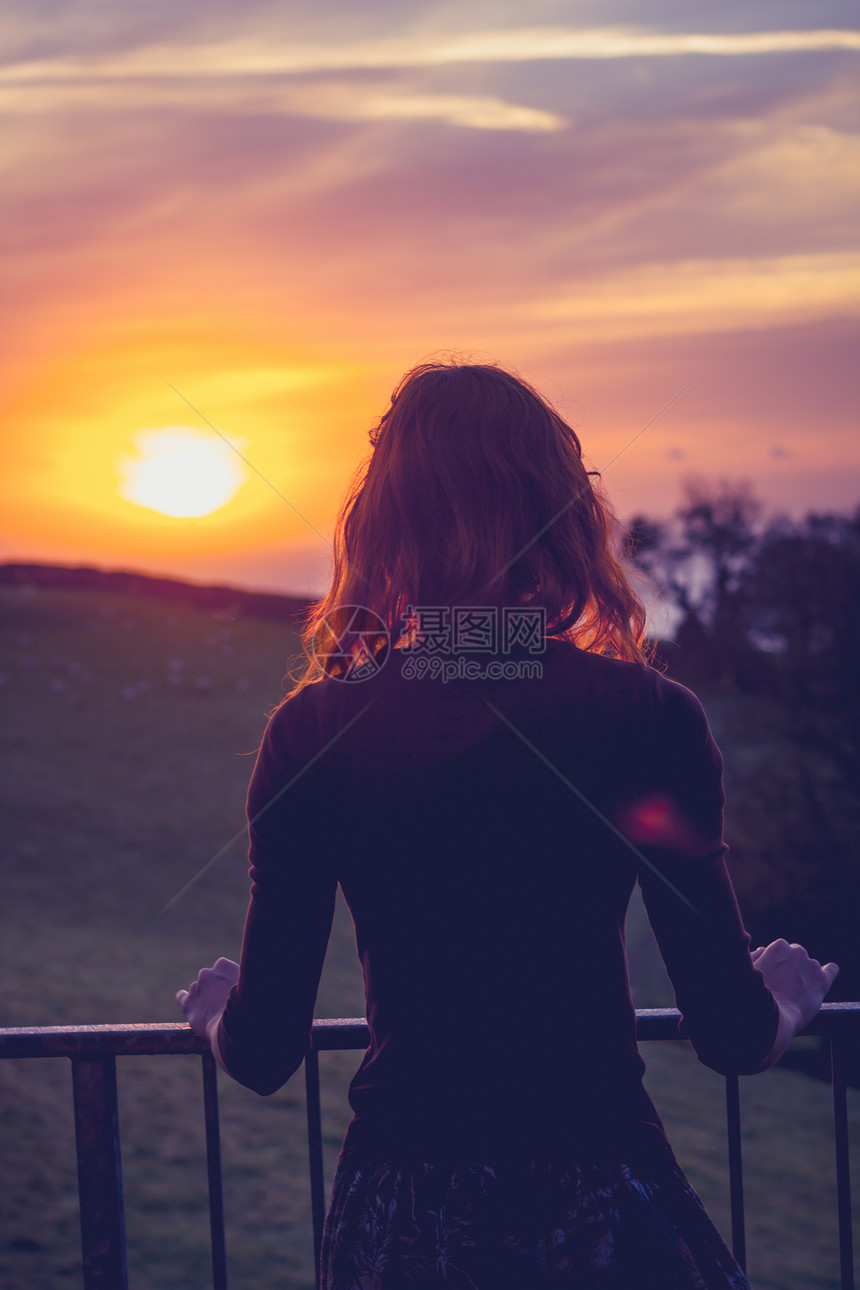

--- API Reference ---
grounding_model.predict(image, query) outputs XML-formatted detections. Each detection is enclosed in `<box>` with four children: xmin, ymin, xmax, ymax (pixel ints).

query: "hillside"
<box><xmin>0</xmin><ymin>561</ymin><xmax>311</xmax><ymax>625</ymax></box>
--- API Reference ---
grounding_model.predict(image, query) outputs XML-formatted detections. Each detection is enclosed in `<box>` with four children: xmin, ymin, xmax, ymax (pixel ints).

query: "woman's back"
<box><xmin>229</xmin><ymin>636</ymin><xmax>777</xmax><ymax>1167</ymax></box>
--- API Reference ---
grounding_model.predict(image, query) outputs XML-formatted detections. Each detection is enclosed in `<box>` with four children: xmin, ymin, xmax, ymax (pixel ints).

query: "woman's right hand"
<box><xmin>751</xmin><ymin>939</ymin><xmax>839</xmax><ymax>1066</ymax></box>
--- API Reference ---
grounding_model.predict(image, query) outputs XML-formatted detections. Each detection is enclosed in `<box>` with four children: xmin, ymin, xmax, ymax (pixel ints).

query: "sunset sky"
<box><xmin>3</xmin><ymin>2</ymin><xmax>858</xmax><ymax>596</ymax></box>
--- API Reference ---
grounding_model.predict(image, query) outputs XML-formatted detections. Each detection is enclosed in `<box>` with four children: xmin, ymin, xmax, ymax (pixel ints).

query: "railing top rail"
<box><xmin>0</xmin><ymin>1002</ymin><xmax>857</xmax><ymax>1060</ymax></box>
<box><xmin>0</xmin><ymin>1023</ymin><xmax>209</xmax><ymax>1059</ymax></box>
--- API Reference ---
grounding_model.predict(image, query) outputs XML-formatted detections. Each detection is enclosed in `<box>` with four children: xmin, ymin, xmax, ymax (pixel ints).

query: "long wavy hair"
<box><xmin>291</xmin><ymin>360</ymin><xmax>649</xmax><ymax>692</ymax></box>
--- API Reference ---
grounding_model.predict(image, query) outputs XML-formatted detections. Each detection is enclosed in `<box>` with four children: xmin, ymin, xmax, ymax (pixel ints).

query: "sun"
<box><xmin>117</xmin><ymin>426</ymin><xmax>248</xmax><ymax>518</ymax></box>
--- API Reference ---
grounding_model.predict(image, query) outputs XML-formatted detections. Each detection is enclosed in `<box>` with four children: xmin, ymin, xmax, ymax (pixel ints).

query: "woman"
<box><xmin>178</xmin><ymin>360</ymin><xmax>837</xmax><ymax>1288</ymax></box>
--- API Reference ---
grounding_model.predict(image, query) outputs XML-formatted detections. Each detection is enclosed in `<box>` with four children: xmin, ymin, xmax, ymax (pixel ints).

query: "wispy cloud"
<box><xmin>0</xmin><ymin>69</ymin><xmax>564</xmax><ymax>132</ymax></box>
<box><xmin>298</xmin><ymin>88</ymin><xmax>564</xmax><ymax>132</ymax></box>
<box><xmin>2</xmin><ymin>24</ymin><xmax>853</xmax><ymax>135</ymax></box>
<box><xmin>2</xmin><ymin>26</ymin><xmax>857</xmax><ymax>89</ymax></box>
<box><xmin>529</xmin><ymin>253</ymin><xmax>860</xmax><ymax>340</ymax></box>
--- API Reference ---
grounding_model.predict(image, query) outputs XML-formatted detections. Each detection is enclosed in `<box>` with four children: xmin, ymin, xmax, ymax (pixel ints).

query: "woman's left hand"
<box><xmin>176</xmin><ymin>957</ymin><xmax>239</xmax><ymax>1040</ymax></box>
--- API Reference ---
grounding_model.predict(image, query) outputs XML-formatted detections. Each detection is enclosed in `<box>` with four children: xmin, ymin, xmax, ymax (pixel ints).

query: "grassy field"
<box><xmin>0</xmin><ymin>582</ymin><xmax>856</xmax><ymax>1289</ymax></box>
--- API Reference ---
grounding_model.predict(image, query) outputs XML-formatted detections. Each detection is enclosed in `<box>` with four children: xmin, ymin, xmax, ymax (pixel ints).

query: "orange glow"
<box><xmin>1</xmin><ymin>328</ymin><xmax>386</xmax><ymax>580</ymax></box>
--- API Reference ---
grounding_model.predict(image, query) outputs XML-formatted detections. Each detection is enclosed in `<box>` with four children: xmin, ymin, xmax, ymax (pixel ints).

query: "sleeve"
<box><xmin>627</xmin><ymin>677</ymin><xmax>780</xmax><ymax>1075</ymax></box>
<box><xmin>216</xmin><ymin>697</ymin><xmax>338</xmax><ymax>1095</ymax></box>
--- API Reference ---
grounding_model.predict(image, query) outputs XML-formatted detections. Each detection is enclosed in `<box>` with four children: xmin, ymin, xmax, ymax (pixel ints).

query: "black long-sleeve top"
<box><xmin>218</xmin><ymin>640</ymin><xmax>779</xmax><ymax>1166</ymax></box>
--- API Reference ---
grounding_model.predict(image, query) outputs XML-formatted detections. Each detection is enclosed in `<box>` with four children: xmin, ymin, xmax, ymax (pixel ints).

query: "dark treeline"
<box><xmin>629</xmin><ymin>482</ymin><xmax>860</xmax><ymax>1057</ymax></box>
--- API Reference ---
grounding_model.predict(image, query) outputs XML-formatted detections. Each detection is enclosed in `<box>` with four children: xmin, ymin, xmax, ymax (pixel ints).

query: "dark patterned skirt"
<box><xmin>320</xmin><ymin>1156</ymin><xmax>752</xmax><ymax>1289</ymax></box>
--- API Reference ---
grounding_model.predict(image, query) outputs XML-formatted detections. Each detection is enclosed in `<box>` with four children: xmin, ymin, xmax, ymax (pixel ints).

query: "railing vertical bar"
<box><xmin>831</xmin><ymin>1037</ymin><xmax>855</xmax><ymax>1290</ymax></box>
<box><xmin>71</xmin><ymin>1055</ymin><xmax>128</xmax><ymax>1290</ymax></box>
<box><xmin>724</xmin><ymin>1073</ymin><xmax>746</xmax><ymax>1272</ymax></box>
<box><xmin>305</xmin><ymin>1048</ymin><xmax>326</xmax><ymax>1290</ymax></box>
<box><xmin>201</xmin><ymin>1053</ymin><xmax>228</xmax><ymax>1290</ymax></box>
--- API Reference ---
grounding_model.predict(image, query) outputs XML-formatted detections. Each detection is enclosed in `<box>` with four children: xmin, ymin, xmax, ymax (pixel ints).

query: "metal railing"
<box><xmin>0</xmin><ymin>1003</ymin><xmax>857</xmax><ymax>1290</ymax></box>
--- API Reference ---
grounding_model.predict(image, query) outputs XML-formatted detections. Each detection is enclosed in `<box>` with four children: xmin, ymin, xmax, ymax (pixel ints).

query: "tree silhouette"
<box><xmin>628</xmin><ymin>478</ymin><xmax>762</xmax><ymax>680</ymax></box>
<box><xmin>628</xmin><ymin>492</ymin><xmax>860</xmax><ymax>1058</ymax></box>
<box><xmin>740</xmin><ymin>508</ymin><xmax>860</xmax><ymax>787</ymax></box>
